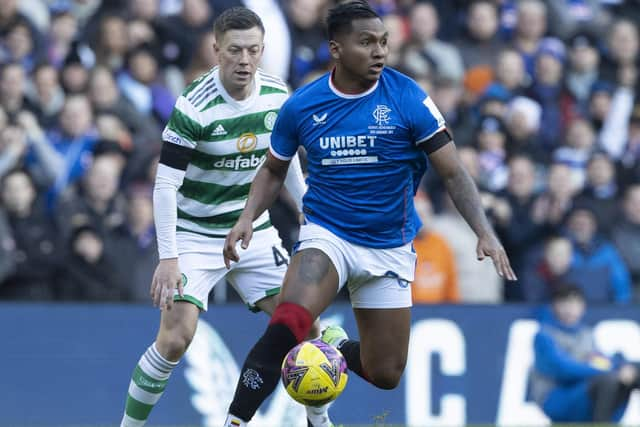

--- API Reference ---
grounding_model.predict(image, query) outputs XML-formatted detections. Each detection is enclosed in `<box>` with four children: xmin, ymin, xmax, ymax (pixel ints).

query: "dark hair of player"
<box><xmin>326</xmin><ymin>0</ymin><xmax>380</xmax><ymax>40</ymax></box>
<box><xmin>213</xmin><ymin>7</ymin><xmax>265</xmax><ymax>40</ymax></box>
<box><xmin>551</xmin><ymin>283</ymin><xmax>586</xmax><ymax>302</ymax></box>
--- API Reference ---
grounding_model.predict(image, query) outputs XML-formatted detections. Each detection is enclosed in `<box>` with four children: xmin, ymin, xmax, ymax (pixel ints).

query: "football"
<box><xmin>281</xmin><ymin>339</ymin><xmax>348</xmax><ymax>406</ymax></box>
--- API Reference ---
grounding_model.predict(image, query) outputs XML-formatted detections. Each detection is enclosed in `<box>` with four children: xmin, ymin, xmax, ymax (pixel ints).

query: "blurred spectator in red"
<box><xmin>0</xmin><ymin>168</ymin><xmax>61</xmax><ymax>300</ymax></box>
<box><xmin>612</xmin><ymin>184</ymin><xmax>640</xmax><ymax>300</ymax></box>
<box><xmin>412</xmin><ymin>190</ymin><xmax>460</xmax><ymax>304</ymax></box>
<box><xmin>565</xmin><ymin>205</ymin><xmax>632</xmax><ymax>304</ymax></box>
<box><xmin>573</xmin><ymin>152</ymin><xmax>620</xmax><ymax>235</ymax></box>
<box><xmin>457</xmin><ymin>0</ymin><xmax>506</xmax><ymax>70</ymax></box>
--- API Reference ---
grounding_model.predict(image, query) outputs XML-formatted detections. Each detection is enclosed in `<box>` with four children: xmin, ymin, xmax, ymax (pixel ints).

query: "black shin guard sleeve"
<box><xmin>339</xmin><ymin>340</ymin><xmax>367</xmax><ymax>380</ymax></box>
<box><xmin>228</xmin><ymin>324</ymin><xmax>298</xmax><ymax>421</ymax></box>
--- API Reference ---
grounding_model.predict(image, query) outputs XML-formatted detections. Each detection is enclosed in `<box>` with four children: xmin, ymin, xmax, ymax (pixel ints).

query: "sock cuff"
<box><xmin>269</xmin><ymin>302</ymin><xmax>313</xmax><ymax>342</ymax></box>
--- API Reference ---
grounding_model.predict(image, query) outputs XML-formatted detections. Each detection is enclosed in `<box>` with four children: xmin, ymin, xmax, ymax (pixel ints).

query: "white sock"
<box><xmin>305</xmin><ymin>403</ymin><xmax>332</xmax><ymax>427</ymax></box>
<box><xmin>223</xmin><ymin>413</ymin><xmax>248</xmax><ymax>427</ymax></box>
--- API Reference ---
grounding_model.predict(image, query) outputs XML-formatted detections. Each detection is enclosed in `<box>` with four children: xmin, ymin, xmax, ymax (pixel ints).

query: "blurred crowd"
<box><xmin>0</xmin><ymin>0</ymin><xmax>638</xmax><ymax>305</ymax></box>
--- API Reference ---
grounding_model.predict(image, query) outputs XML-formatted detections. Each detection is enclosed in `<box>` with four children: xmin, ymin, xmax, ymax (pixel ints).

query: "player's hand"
<box><xmin>477</xmin><ymin>233</ymin><xmax>517</xmax><ymax>281</ymax></box>
<box><xmin>618</xmin><ymin>364</ymin><xmax>638</xmax><ymax>386</ymax></box>
<box><xmin>151</xmin><ymin>258</ymin><xmax>183</xmax><ymax>311</ymax></box>
<box><xmin>223</xmin><ymin>216</ymin><xmax>254</xmax><ymax>269</ymax></box>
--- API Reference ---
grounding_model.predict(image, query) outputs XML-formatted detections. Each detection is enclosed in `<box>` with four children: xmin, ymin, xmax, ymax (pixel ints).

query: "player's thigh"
<box><xmin>279</xmin><ymin>248</ymin><xmax>340</xmax><ymax>319</ymax></box>
<box><xmin>543</xmin><ymin>382</ymin><xmax>593</xmax><ymax>422</ymax></box>
<box><xmin>353</xmin><ymin>306</ymin><xmax>411</xmax><ymax>373</ymax></box>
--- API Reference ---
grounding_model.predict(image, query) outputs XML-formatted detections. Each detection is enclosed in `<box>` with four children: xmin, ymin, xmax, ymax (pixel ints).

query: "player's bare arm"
<box><xmin>427</xmin><ymin>141</ymin><xmax>517</xmax><ymax>281</ymax></box>
<box><xmin>223</xmin><ymin>152</ymin><xmax>290</xmax><ymax>267</ymax></box>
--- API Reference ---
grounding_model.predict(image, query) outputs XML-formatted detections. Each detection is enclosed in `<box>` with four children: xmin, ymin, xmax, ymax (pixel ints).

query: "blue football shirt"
<box><xmin>270</xmin><ymin>67</ymin><xmax>449</xmax><ymax>248</ymax></box>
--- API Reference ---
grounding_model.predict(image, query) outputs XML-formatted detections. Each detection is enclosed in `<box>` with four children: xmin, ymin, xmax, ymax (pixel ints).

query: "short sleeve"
<box><xmin>269</xmin><ymin>98</ymin><xmax>299</xmax><ymax>161</ymax></box>
<box><xmin>403</xmin><ymin>80</ymin><xmax>448</xmax><ymax>148</ymax></box>
<box><xmin>162</xmin><ymin>96</ymin><xmax>203</xmax><ymax>149</ymax></box>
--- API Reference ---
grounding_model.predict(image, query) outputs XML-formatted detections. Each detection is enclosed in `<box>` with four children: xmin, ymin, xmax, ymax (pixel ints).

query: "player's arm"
<box><xmin>151</xmin><ymin>141</ymin><xmax>195</xmax><ymax>309</ymax></box>
<box><xmin>425</xmin><ymin>139</ymin><xmax>516</xmax><ymax>281</ymax></box>
<box><xmin>223</xmin><ymin>152</ymin><xmax>290</xmax><ymax>267</ymax></box>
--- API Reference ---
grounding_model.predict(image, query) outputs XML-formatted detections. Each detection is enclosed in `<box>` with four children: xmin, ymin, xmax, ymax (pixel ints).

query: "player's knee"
<box><xmin>368</xmin><ymin>361</ymin><xmax>406</xmax><ymax>390</ymax></box>
<box><xmin>157</xmin><ymin>331</ymin><xmax>193</xmax><ymax>361</ymax></box>
<box><xmin>269</xmin><ymin>302</ymin><xmax>313</xmax><ymax>343</ymax></box>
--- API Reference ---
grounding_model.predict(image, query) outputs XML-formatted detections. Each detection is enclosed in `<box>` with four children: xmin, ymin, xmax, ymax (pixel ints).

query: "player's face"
<box><xmin>553</xmin><ymin>296</ymin><xmax>585</xmax><ymax>327</ymax></box>
<box><xmin>214</xmin><ymin>27</ymin><xmax>264</xmax><ymax>100</ymax></box>
<box><xmin>332</xmin><ymin>18</ymin><xmax>388</xmax><ymax>83</ymax></box>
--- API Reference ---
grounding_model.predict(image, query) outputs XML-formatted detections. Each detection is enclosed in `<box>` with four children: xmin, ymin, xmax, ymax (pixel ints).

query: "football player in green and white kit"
<box><xmin>119</xmin><ymin>7</ymin><xmax>332</xmax><ymax>427</ymax></box>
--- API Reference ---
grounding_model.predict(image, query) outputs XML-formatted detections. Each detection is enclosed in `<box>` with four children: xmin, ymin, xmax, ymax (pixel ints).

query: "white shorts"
<box><xmin>295</xmin><ymin>221</ymin><xmax>415</xmax><ymax>309</ymax></box>
<box><xmin>174</xmin><ymin>227</ymin><xmax>289</xmax><ymax>311</ymax></box>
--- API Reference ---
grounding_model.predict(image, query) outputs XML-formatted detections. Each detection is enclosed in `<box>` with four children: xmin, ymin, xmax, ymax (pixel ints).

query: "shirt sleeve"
<box><xmin>269</xmin><ymin>98</ymin><xmax>300</xmax><ymax>161</ymax></box>
<box><xmin>162</xmin><ymin>96</ymin><xmax>203</xmax><ymax>149</ymax></box>
<box><xmin>403</xmin><ymin>80</ymin><xmax>449</xmax><ymax>150</ymax></box>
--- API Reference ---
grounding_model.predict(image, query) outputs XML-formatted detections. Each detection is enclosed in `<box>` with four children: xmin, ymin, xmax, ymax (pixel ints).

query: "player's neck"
<box><xmin>222</xmin><ymin>78</ymin><xmax>255</xmax><ymax>101</ymax></box>
<box><xmin>331</xmin><ymin>67</ymin><xmax>377</xmax><ymax>95</ymax></box>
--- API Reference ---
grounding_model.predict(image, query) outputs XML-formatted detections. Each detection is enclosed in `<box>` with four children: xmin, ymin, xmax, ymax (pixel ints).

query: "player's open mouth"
<box><xmin>236</xmin><ymin>71</ymin><xmax>251</xmax><ymax>78</ymax></box>
<box><xmin>369</xmin><ymin>63</ymin><xmax>384</xmax><ymax>72</ymax></box>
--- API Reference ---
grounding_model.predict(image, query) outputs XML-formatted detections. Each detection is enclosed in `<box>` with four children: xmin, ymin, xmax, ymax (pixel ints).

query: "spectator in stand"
<box><xmin>0</xmin><ymin>62</ymin><xmax>37</xmax><ymax>118</ymax></box>
<box><xmin>412</xmin><ymin>190</ymin><xmax>460</xmax><ymax>304</ymax></box>
<box><xmin>574</xmin><ymin>152</ymin><xmax>620</xmax><ymax>235</ymax></box>
<box><xmin>494</xmin><ymin>48</ymin><xmax>528</xmax><ymax>97</ymax></box>
<box><xmin>405</xmin><ymin>2</ymin><xmax>464</xmax><ymax>83</ymax></box>
<box><xmin>618</xmin><ymin>104</ymin><xmax>640</xmax><ymax>188</ymax></box>
<box><xmin>0</xmin><ymin>168</ymin><xmax>61</xmax><ymax>300</ymax></box>
<box><xmin>161</xmin><ymin>0</ymin><xmax>214</xmax><ymax>70</ymax></box>
<box><xmin>531</xmin><ymin>284</ymin><xmax>640</xmax><ymax>423</ymax></box>
<box><xmin>512</xmin><ymin>0</ymin><xmax>548</xmax><ymax>78</ymax></box>
<box><xmin>111</xmin><ymin>182</ymin><xmax>158</xmax><ymax>302</ymax></box>
<box><xmin>88</xmin><ymin>65</ymin><xmax>161</xmax><ymax>143</ymax></box>
<box><xmin>0</xmin><ymin>123</ymin><xmax>28</xmax><ymax>180</ymax></box>
<box><xmin>532</xmin><ymin>162</ymin><xmax>579</xmax><ymax>234</ymax></box>
<box><xmin>598</xmin><ymin>65</ymin><xmax>637</xmax><ymax>161</ymax></box>
<box><xmin>599</xmin><ymin>19</ymin><xmax>639</xmax><ymax>85</ymax></box>
<box><xmin>380</xmin><ymin>13</ymin><xmax>406</xmax><ymax>70</ymax></box>
<box><xmin>588</xmin><ymin>80</ymin><xmax>615</xmax><ymax>133</ymax></box>
<box><xmin>117</xmin><ymin>45</ymin><xmax>175</xmax><ymax>124</ymax></box>
<box><xmin>545</xmin><ymin>0</ymin><xmax>608</xmax><ymax>40</ymax></box>
<box><xmin>565</xmin><ymin>32</ymin><xmax>601</xmax><ymax>117</ymax></box>
<box><xmin>521</xmin><ymin>236</ymin><xmax>599</xmax><ymax>302</ymax></box>
<box><xmin>46</xmin><ymin>9</ymin><xmax>78</xmax><ymax>69</ymax></box>
<box><xmin>529</xmin><ymin>37</ymin><xmax>566</xmax><ymax>150</ymax></box>
<box><xmin>492</xmin><ymin>155</ymin><xmax>543</xmax><ymax>298</ymax></box>
<box><xmin>56</xmin><ymin>143</ymin><xmax>127</xmax><ymax>241</ymax></box>
<box><xmin>553</xmin><ymin>118</ymin><xmax>596</xmax><ymax>189</ymax></box>
<box><xmin>611</xmin><ymin>184</ymin><xmax>640</xmax><ymax>300</ymax></box>
<box><xmin>504</xmin><ymin>95</ymin><xmax>548</xmax><ymax>164</ymax></box>
<box><xmin>475</xmin><ymin>115</ymin><xmax>509</xmax><ymax>192</ymax></box>
<box><xmin>28</xmin><ymin>64</ymin><xmax>65</xmax><ymax>129</ymax></box>
<box><xmin>457</xmin><ymin>0</ymin><xmax>506</xmax><ymax>70</ymax></box>
<box><xmin>59</xmin><ymin>223</ymin><xmax>128</xmax><ymax>301</ymax></box>
<box><xmin>285</xmin><ymin>0</ymin><xmax>330</xmax><ymax>89</ymax></box>
<box><xmin>1</xmin><ymin>19</ymin><xmax>44</xmax><ymax>73</ymax></box>
<box><xmin>565</xmin><ymin>205</ymin><xmax>632</xmax><ymax>304</ymax></box>
<box><xmin>93</xmin><ymin>15</ymin><xmax>129</xmax><ymax>72</ymax></box>
<box><xmin>183</xmin><ymin>30</ymin><xmax>217</xmax><ymax>86</ymax></box>
<box><xmin>0</xmin><ymin>207</ymin><xmax>14</xmax><ymax>286</ymax></box>
<box><xmin>59</xmin><ymin>44</ymin><xmax>91</xmax><ymax>94</ymax></box>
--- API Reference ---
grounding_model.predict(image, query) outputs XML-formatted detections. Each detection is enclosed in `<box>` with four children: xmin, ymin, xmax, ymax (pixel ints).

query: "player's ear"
<box><xmin>329</xmin><ymin>40</ymin><xmax>340</xmax><ymax>61</ymax></box>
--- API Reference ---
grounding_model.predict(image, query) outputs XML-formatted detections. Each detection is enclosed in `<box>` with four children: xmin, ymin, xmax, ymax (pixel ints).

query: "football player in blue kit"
<box><xmin>221</xmin><ymin>2</ymin><xmax>516</xmax><ymax>426</ymax></box>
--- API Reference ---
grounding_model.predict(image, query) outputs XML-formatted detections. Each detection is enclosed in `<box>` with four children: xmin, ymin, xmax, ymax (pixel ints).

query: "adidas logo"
<box><xmin>211</xmin><ymin>124</ymin><xmax>227</xmax><ymax>136</ymax></box>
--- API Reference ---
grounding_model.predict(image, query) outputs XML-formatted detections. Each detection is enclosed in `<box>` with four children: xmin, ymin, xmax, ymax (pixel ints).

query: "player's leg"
<box><xmin>121</xmin><ymin>302</ymin><xmax>199</xmax><ymax>427</ymax></box>
<box><xmin>224</xmin><ymin>248</ymin><xmax>340</xmax><ymax>426</ymax></box>
<box><xmin>590</xmin><ymin>372</ymin><xmax>634</xmax><ymax>421</ymax></box>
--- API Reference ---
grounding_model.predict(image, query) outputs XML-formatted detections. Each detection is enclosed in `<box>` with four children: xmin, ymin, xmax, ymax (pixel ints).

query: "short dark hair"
<box><xmin>326</xmin><ymin>0</ymin><xmax>380</xmax><ymax>40</ymax></box>
<box><xmin>213</xmin><ymin>7</ymin><xmax>264</xmax><ymax>40</ymax></box>
<box><xmin>551</xmin><ymin>283</ymin><xmax>585</xmax><ymax>302</ymax></box>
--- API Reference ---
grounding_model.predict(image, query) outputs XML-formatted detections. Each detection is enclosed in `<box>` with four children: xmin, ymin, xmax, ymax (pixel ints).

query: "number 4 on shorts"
<box><xmin>272</xmin><ymin>246</ymin><xmax>289</xmax><ymax>266</ymax></box>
